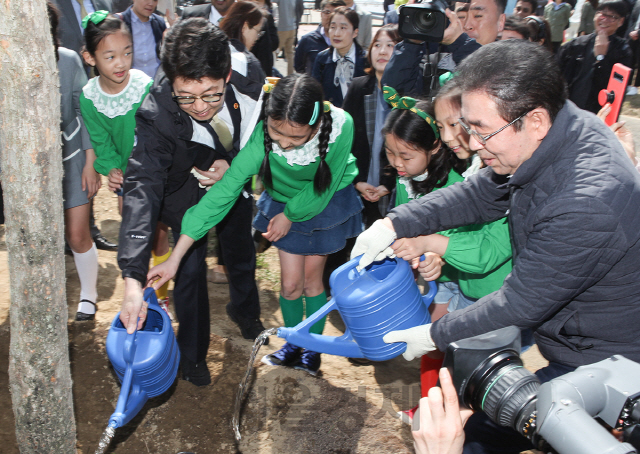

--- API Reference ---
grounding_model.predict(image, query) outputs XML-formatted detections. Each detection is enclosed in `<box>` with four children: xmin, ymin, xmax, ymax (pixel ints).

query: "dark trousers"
<box><xmin>172</xmin><ymin>230</ymin><xmax>210</xmax><ymax>364</ymax></box>
<box><xmin>462</xmin><ymin>361</ymin><xmax>576</xmax><ymax>454</ymax></box>
<box><xmin>217</xmin><ymin>192</ymin><xmax>260</xmax><ymax>321</ymax></box>
<box><xmin>173</xmin><ymin>192</ymin><xmax>260</xmax><ymax>363</ymax></box>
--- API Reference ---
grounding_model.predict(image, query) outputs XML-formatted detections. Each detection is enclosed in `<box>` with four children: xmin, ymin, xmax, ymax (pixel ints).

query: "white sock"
<box><xmin>73</xmin><ymin>243</ymin><xmax>98</xmax><ymax>313</ymax></box>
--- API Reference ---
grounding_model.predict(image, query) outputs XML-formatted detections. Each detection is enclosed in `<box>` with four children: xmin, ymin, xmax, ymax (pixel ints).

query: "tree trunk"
<box><xmin>0</xmin><ymin>1</ymin><xmax>77</xmax><ymax>452</ymax></box>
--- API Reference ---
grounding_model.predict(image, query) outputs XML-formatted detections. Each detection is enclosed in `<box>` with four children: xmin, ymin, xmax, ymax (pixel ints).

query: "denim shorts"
<box><xmin>433</xmin><ymin>281</ymin><xmax>479</xmax><ymax>312</ymax></box>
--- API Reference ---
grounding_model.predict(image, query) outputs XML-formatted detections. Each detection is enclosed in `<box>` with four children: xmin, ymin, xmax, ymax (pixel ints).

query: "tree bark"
<box><xmin>0</xmin><ymin>1</ymin><xmax>77</xmax><ymax>452</ymax></box>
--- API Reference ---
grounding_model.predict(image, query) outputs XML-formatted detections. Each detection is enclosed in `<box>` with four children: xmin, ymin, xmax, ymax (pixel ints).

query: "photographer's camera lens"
<box><xmin>468</xmin><ymin>351</ymin><xmax>540</xmax><ymax>435</ymax></box>
<box><xmin>444</xmin><ymin>327</ymin><xmax>540</xmax><ymax>438</ymax></box>
<box><xmin>412</xmin><ymin>11</ymin><xmax>437</xmax><ymax>33</ymax></box>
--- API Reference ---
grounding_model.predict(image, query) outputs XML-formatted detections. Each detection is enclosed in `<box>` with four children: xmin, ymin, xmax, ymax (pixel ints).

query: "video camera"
<box><xmin>443</xmin><ymin>327</ymin><xmax>640</xmax><ymax>454</ymax></box>
<box><xmin>398</xmin><ymin>0</ymin><xmax>452</xmax><ymax>42</ymax></box>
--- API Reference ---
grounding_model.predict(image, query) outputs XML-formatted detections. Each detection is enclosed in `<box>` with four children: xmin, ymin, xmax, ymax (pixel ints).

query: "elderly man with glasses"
<box><xmin>558</xmin><ymin>0</ymin><xmax>631</xmax><ymax>113</ymax></box>
<box><xmin>118</xmin><ymin>18</ymin><xmax>265</xmax><ymax>387</ymax></box>
<box><xmin>352</xmin><ymin>39</ymin><xmax>640</xmax><ymax>453</ymax></box>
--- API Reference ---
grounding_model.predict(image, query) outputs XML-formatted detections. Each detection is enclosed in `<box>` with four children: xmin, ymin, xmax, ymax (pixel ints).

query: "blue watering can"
<box><xmin>278</xmin><ymin>256</ymin><xmax>437</xmax><ymax>361</ymax></box>
<box><xmin>105</xmin><ymin>288</ymin><xmax>180</xmax><ymax>428</ymax></box>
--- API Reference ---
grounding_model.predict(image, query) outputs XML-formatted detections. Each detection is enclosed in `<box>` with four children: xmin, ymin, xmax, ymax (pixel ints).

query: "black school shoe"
<box><xmin>181</xmin><ymin>358</ymin><xmax>211</xmax><ymax>386</ymax></box>
<box><xmin>93</xmin><ymin>233</ymin><xmax>117</xmax><ymax>251</ymax></box>
<box><xmin>226</xmin><ymin>303</ymin><xmax>269</xmax><ymax>345</ymax></box>
<box><xmin>75</xmin><ymin>300</ymin><xmax>96</xmax><ymax>321</ymax></box>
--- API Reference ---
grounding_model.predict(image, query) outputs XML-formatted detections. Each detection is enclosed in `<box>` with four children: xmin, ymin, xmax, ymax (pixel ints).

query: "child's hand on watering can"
<box><xmin>147</xmin><ymin>257</ymin><xmax>180</xmax><ymax>291</ymax></box>
<box><xmin>415</xmin><ymin>252</ymin><xmax>444</xmax><ymax>281</ymax></box>
<box><xmin>351</xmin><ymin>218</ymin><xmax>397</xmax><ymax>270</ymax></box>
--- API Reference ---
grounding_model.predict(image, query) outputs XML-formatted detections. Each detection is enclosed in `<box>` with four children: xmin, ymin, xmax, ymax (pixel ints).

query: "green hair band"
<box><xmin>309</xmin><ymin>101</ymin><xmax>320</xmax><ymax>125</ymax></box>
<box><xmin>382</xmin><ymin>86</ymin><xmax>439</xmax><ymax>138</ymax></box>
<box><xmin>82</xmin><ymin>10</ymin><xmax>109</xmax><ymax>29</ymax></box>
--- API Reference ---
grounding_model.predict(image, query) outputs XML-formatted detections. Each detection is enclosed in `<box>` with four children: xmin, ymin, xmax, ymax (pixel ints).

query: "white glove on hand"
<box><xmin>350</xmin><ymin>219</ymin><xmax>397</xmax><ymax>270</ymax></box>
<box><xmin>383</xmin><ymin>323</ymin><xmax>436</xmax><ymax>361</ymax></box>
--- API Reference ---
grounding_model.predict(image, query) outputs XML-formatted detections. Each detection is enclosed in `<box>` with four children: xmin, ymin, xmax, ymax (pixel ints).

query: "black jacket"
<box><xmin>294</xmin><ymin>25</ymin><xmax>329</xmax><ymax>74</ymax></box>
<box><xmin>312</xmin><ymin>43</ymin><xmax>367</xmax><ymax>108</ymax></box>
<box><xmin>389</xmin><ymin>101</ymin><xmax>640</xmax><ymax>367</ymax></box>
<box><xmin>558</xmin><ymin>33</ymin><xmax>632</xmax><ymax>114</ymax></box>
<box><xmin>181</xmin><ymin>3</ymin><xmax>212</xmax><ymax>18</ymax></box>
<box><xmin>118</xmin><ymin>71</ymin><xmax>257</xmax><ymax>284</ymax></box>
<box><xmin>117</xmin><ymin>7</ymin><xmax>167</xmax><ymax>60</ymax></box>
<box><xmin>229</xmin><ymin>39</ymin><xmax>266</xmax><ymax>99</ymax></box>
<box><xmin>342</xmin><ymin>74</ymin><xmax>394</xmax><ymax>190</ymax></box>
<box><xmin>251</xmin><ymin>12</ymin><xmax>279</xmax><ymax>77</ymax></box>
<box><xmin>380</xmin><ymin>35</ymin><xmax>481</xmax><ymax>97</ymax></box>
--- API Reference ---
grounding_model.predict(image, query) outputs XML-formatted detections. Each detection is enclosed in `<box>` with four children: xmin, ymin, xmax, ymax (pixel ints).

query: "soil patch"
<box><xmin>0</xmin><ymin>181</ymin><xmax>547</xmax><ymax>453</ymax></box>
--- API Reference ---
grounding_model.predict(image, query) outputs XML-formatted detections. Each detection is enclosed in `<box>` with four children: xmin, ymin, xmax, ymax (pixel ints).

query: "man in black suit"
<box><xmin>181</xmin><ymin>0</ymin><xmax>234</xmax><ymax>24</ymax></box>
<box><xmin>51</xmin><ymin>0</ymin><xmax>114</xmax><ymax>55</ymax></box>
<box><xmin>112</xmin><ymin>0</ymin><xmax>132</xmax><ymax>12</ymax></box>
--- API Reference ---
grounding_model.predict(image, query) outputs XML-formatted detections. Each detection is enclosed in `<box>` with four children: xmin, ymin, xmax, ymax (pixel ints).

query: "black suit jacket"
<box><xmin>342</xmin><ymin>74</ymin><xmax>394</xmax><ymax>190</ymax></box>
<box><xmin>52</xmin><ymin>0</ymin><xmax>114</xmax><ymax>54</ymax></box>
<box><xmin>181</xmin><ymin>4</ymin><xmax>212</xmax><ymax>19</ymax></box>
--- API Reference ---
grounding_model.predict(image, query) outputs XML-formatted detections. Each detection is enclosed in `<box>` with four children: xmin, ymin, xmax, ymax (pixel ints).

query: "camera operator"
<box><xmin>381</xmin><ymin>7</ymin><xmax>480</xmax><ymax>97</ymax></box>
<box><xmin>352</xmin><ymin>39</ymin><xmax>640</xmax><ymax>453</ymax></box>
<box><xmin>413</xmin><ymin>368</ymin><xmax>473</xmax><ymax>454</ymax></box>
<box><xmin>464</xmin><ymin>0</ymin><xmax>506</xmax><ymax>44</ymax></box>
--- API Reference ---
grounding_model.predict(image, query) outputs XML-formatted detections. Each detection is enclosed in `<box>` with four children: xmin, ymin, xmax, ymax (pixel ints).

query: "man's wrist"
<box><xmin>381</xmin><ymin>217</ymin><xmax>396</xmax><ymax>233</ymax></box>
<box><xmin>441</xmin><ymin>29</ymin><xmax>463</xmax><ymax>46</ymax></box>
<box><xmin>123</xmin><ymin>272</ymin><xmax>145</xmax><ymax>287</ymax></box>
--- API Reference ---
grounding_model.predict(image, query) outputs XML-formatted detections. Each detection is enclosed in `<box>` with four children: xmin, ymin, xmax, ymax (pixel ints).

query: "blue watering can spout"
<box><xmin>278</xmin><ymin>256</ymin><xmax>436</xmax><ymax>361</ymax></box>
<box><xmin>106</xmin><ymin>287</ymin><xmax>180</xmax><ymax>429</ymax></box>
<box><xmin>278</xmin><ymin>298</ymin><xmax>364</xmax><ymax>358</ymax></box>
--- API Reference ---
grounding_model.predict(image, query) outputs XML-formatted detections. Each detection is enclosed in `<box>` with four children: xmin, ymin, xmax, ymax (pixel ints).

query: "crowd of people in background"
<box><xmin>42</xmin><ymin>0</ymin><xmax>640</xmax><ymax>452</ymax></box>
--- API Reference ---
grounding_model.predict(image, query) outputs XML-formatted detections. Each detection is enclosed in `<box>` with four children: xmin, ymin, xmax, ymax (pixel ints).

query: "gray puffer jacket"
<box><xmin>388</xmin><ymin>101</ymin><xmax>640</xmax><ymax>368</ymax></box>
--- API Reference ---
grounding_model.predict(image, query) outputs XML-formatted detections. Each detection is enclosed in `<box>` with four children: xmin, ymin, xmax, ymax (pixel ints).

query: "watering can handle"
<box><xmin>143</xmin><ymin>287</ymin><xmax>159</xmax><ymax>308</ymax></box>
<box><xmin>122</xmin><ymin>288</ymin><xmax>158</xmax><ymax>363</ymax></box>
<box><xmin>417</xmin><ymin>255</ymin><xmax>438</xmax><ymax>306</ymax></box>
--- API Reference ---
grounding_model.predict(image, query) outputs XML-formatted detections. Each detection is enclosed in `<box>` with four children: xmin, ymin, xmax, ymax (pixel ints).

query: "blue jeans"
<box><xmin>433</xmin><ymin>281</ymin><xmax>478</xmax><ymax>312</ymax></box>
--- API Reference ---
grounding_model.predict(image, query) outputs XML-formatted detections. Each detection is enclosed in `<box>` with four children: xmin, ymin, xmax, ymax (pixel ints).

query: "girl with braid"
<box><xmin>147</xmin><ymin>73</ymin><xmax>363</xmax><ymax>376</ymax></box>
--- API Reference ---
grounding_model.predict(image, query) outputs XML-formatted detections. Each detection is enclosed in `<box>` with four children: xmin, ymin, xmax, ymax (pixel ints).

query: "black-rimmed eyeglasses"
<box><xmin>171</xmin><ymin>92</ymin><xmax>224</xmax><ymax>105</ymax></box>
<box><xmin>458</xmin><ymin>111</ymin><xmax>530</xmax><ymax>145</ymax></box>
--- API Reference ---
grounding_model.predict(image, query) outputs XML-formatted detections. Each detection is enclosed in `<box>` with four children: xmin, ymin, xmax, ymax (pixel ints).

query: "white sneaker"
<box><xmin>627</xmin><ymin>86</ymin><xmax>638</xmax><ymax>96</ymax></box>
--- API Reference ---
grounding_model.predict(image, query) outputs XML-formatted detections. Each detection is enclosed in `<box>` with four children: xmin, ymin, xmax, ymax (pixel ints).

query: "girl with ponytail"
<box><xmin>147</xmin><ymin>73</ymin><xmax>363</xmax><ymax>376</ymax></box>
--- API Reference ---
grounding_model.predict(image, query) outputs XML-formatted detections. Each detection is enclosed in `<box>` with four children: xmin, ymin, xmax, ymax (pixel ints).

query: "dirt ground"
<box><xmin>0</xmin><ymin>180</ymin><xmax>547</xmax><ymax>454</ymax></box>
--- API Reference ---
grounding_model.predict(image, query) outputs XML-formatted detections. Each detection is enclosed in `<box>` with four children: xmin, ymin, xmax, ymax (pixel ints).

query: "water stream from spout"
<box><xmin>232</xmin><ymin>327</ymin><xmax>278</xmax><ymax>441</ymax></box>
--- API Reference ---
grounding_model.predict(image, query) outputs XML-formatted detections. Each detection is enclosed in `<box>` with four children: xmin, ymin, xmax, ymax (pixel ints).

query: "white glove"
<box><xmin>191</xmin><ymin>167</ymin><xmax>216</xmax><ymax>190</ymax></box>
<box><xmin>350</xmin><ymin>219</ymin><xmax>397</xmax><ymax>270</ymax></box>
<box><xmin>383</xmin><ymin>323</ymin><xmax>436</xmax><ymax>361</ymax></box>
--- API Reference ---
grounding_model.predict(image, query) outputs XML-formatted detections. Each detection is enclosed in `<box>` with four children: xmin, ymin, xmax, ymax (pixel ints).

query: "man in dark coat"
<box><xmin>117</xmin><ymin>0</ymin><xmax>167</xmax><ymax>78</ymax></box>
<box><xmin>181</xmin><ymin>0</ymin><xmax>233</xmax><ymax>23</ymax></box>
<box><xmin>558</xmin><ymin>0</ymin><xmax>632</xmax><ymax>113</ymax></box>
<box><xmin>352</xmin><ymin>39</ymin><xmax>640</xmax><ymax>453</ymax></box>
<box><xmin>118</xmin><ymin>18</ymin><xmax>264</xmax><ymax>387</ymax></box>
<box><xmin>51</xmin><ymin>0</ymin><xmax>114</xmax><ymax>55</ymax></box>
